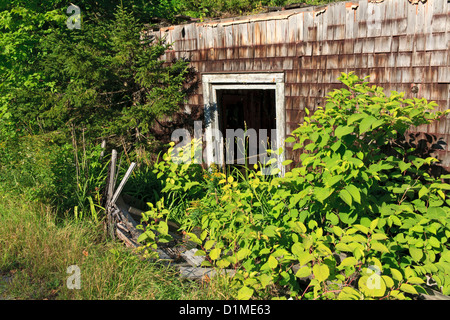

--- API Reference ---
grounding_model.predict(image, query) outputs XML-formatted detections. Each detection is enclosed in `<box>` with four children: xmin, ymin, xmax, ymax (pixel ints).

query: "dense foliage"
<box><xmin>0</xmin><ymin>2</ymin><xmax>192</xmax><ymax>214</ymax></box>
<box><xmin>138</xmin><ymin>73</ymin><xmax>450</xmax><ymax>299</ymax></box>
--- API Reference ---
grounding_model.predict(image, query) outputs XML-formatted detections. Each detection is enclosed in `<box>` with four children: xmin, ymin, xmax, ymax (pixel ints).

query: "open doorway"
<box><xmin>216</xmin><ymin>89</ymin><xmax>276</xmax><ymax>170</ymax></box>
<box><xmin>202</xmin><ymin>73</ymin><xmax>285</xmax><ymax>176</ymax></box>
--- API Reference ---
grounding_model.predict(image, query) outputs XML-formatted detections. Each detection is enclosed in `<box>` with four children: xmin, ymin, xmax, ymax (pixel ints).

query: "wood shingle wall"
<box><xmin>153</xmin><ymin>0</ymin><xmax>450</xmax><ymax>168</ymax></box>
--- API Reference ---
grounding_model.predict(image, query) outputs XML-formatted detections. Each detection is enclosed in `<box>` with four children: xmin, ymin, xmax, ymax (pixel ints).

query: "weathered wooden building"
<box><xmin>152</xmin><ymin>0</ymin><xmax>450</xmax><ymax>172</ymax></box>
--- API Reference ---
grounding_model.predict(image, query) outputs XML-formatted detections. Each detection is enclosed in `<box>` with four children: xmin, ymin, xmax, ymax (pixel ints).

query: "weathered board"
<box><xmin>154</xmin><ymin>0</ymin><xmax>450</xmax><ymax>169</ymax></box>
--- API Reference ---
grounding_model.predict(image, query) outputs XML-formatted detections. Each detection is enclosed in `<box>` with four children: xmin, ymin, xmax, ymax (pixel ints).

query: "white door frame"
<box><xmin>201</xmin><ymin>73</ymin><xmax>285</xmax><ymax>176</ymax></box>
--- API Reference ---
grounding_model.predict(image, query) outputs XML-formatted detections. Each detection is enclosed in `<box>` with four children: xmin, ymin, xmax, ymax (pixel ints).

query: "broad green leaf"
<box><xmin>339</xmin><ymin>189</ymin><xmax>353</xmax><ymax>207</ymax></box>
<box><xmin>137</xmin><ymin>231</ymin><xmax>150</xmax><ymax>243</ymax></box>
<box><xmin>352</xmin><ymin>224</ymin><xmax>369</xmax><ymax>234</ymax></box>
<box><xmin>371</xmin><ymin>119</ymin><xmax>384</xmax><ymax>130</ymax></box>
<box><xmin>441</xmin><ymin>251</ymin><xmax>450</xmax><ymax>262</ymax></box>
<box><xmin>209</xmin><ymin>248</ymin><xmax>221</xmax><ymax>260</ymax></box>
<box><xmin>400</xmin><ymin>283</ymin><xmax>418</xmax><ymax>295</ymax></box>
<box><xmin>291</xmin><ymin>242</ymin><xmax>304</xmax><ymax>257</ymax></box>
<box><xmin>412</xmin><ymin>158</ymin><xmax>425</xmax><ymax>169</ymax></box>
<box><xmin>237</xmin><ymin>286</ymin><xmax>254</xmax><ymax>300</ymax></box>
<box><xmin>345</xmin><ymin>184</ymin><xmax>361</xmax><ymax>204</ymax></box>
<box><xmin>314</xmin><ymin>187</ymin><xmax>333</xmax><ymax>203</ymax></box>
<box><xmin>348</xmin><ymin>113</ymin><xmax>366</xmax><ymax>125</ymax></box>
<box><xmin>428</xmin><ymin>207</ymin><xmax>446</xmax><ymax>219</ymax></box>
<box><xmin>297</xmin><ymin>251</ymin><xmax>314</xmax><ymax>266</ymax></box>
<box><xmin>316</xmin><ymin>227</ymin><xmax>323</xmax><ymax>238</ymax></box>
<box><xmin>268</xmin><ymin>255</ymin><xmax>278</xmax><ymax>269</ymax></box>
<box><xmin>390</xmin><ymin>268</ymin><xmax>403</xmax><ymax>282</ymax></box>
<box><xmin>339</xmin><ymin>257</ymin><xmax>358</xmax><ymax>267</ymax></box>
<box><xmin>285</xmin><ymin>136</ymin><xmax>296</xmax><ymax>143</ymax></box>
<box><xmin>201</xmin><ymin>260</ymin><xmax>212</xmax><ymax>267</ymax></box>
<box><xmin>398</xmin><ymin>161</ymin><xmax>411</xmax><ymax>173</ymax></box>
<box><xmin>371</xmin><ymin>233</ymin><xmax>387</xmax><ymax>241</ymax></box>
<box><xmin>317</xmin><ymin>243</ymin><xmax>332</xmax><ymax>256</ymax></box>
<box><xmin>331</xmin><ymin>140</ymin><xmax>342</xmax><ymax>151</ymax></box>
<box><xmin>289</xmin><ymin>221</ymin><xmax>307</xmax><ymax>234</ymax></box>
<box><xmin>263</xmin><ymin>225</ymin><xmax>277</xmax><ymax>238</ymax></box>
<box><xmin>430</xmin><ymin>183</ymin><xmax>450</xmax><ymax>190</ymax></box>
<box><xmin>308</xmin><ymin>220</ymin><xmax>318</xmax><ymax>230</ymax></box>
<box><xmin>326</xmin><ymin>212</ymin><xmax>339</xmax><ymax>225</ymax></box>
<box><xmin>204</xmin><ymin>239</ymin><xmax>215</xmax><ymax>251</ymax></box>
<box><xmin>332</xmin><ymin>225</ymin><xmax>343</xmax><ymax>237</ymax></box>
<box><xmin>295</xmin><ymin>266</ymin><xmax>311</xmax><ymax>279</ymax></box>
<box><xmin>428</xmin><ymin>236</ymin><xmax>441</xmax><ymax>248</ymax></box>
<box><xmin>369</xmin><ymin>219</ymin><xmax>379</xmax><ymax>232</ymax></box>
<box><xmin>194</xmin><ymin>250</ymin><xmax>206</xmax><ymax>256</ymax></box>
<box><xmin>371</xmin><ymin>242</ymin><xmax>389</xmax><ymax>254</ymax></box>
<box><xmin>326</xmin><ymin>174</ymin><xmax>343</xmax><ymax>187</ymax></box>
<box><xmin>411</xmin><ymin>225</ymin><xmax>424</xmax><ymax>233</ymax></box>
<box><xmin>156</xmin><ymin>221</ymin><xmax>168</xmax><ymax>235</ymax></box>
<box><xmin>236</xmin><ymin>248</ymin><xmax>251</xmax><ymax>261</ymax></box>
<box><xmin>409</xmin><ymin>247</ymin><xmax>423</xmax><ymax>262</ymax></box>
<box><xmin>313</xmin><ymin>264</ymin><xmax>330</xmax><ymax>283</ymax></box>
<box><xmin>382</xmin><ymin>276</ymin><xmax>395</xmax><ymax>288</ymax></box>
<box><xmin>390</xmin><ymin>290</ymin><xmax>406</xmax><ymax>300</ymax></box>
<box><xmin>340</xmin><ymin>210</ymin><xmax>358</xmax><ymax>225</ymax></box>
<box><xmin>443</xmin><ymin>286</ymin><xmax>450</xmax><ymax>296</ymax></box>
<box><xmin>186</xmin><ymin>232</ymin><xmax>202</xmax><ymax>245</ymax></box>
<box><xmin>335</xmin><ymin>125</ymin><xmax>354</xmax><ymax>138</ymax></box>
<box><xmin>359</xmin><ymin>115</ymin><xmax>377</xmax><ymax>135</ymax></box>
<box><xmin>404</xmin><ymin>267</ymin><xmax>415</xmax><ymax>279</ymax></box>
<box><xmin>418</xmin><ymin>186</ymin><xmax>428</xmax><ymax>199</ymax></box>
<box><xmin>259</xmin><ymin>274</ymin><xmax>272</xmax><ymax>288</ymax></box>
<box><xmin>407</xmin><ymin>277</ymin><xmax>425</xmax><ymax>285</ymax></box>
<box><xmin>216</xmin><ymin>258</ymin><xmax>230</xmax><ymax>268</ymax></box>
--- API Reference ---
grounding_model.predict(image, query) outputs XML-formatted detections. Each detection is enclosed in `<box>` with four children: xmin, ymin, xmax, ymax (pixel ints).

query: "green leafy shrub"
<box><xmin>137</xmin><ymin>73</ymin><xmax>450</xmax><ymax>300</ymax></box>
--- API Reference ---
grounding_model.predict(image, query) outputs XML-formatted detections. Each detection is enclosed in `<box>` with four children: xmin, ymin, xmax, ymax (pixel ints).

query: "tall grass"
<box><xmin>0</xmin><ymin>193</ymin><xmax>234</xmax><ymax>300</ymax></box>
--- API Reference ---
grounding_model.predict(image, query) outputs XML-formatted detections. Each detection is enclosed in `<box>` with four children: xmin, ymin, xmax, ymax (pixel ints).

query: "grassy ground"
<box><xmin>0</xmin><ymin>193</ymin><xmax>234</xmax><ymax>300</ymax></box>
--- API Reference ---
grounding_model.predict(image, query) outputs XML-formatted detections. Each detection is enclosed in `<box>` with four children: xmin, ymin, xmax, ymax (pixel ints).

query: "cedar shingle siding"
<box><xmin>151</xmin><ymin>0</ymin><xmax>450</xmax><ymax>169</ymax></box>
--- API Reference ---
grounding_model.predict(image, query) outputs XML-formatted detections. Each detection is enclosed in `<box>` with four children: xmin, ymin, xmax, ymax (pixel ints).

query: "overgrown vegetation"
<box><xmin>137</xmin><ymin>73</ymin><xmax>450</xmax><ymax>300</ymax></box>
<box><xmin>1</xmin><ymin>0</ymin><xmax>449</xmax><ymax>301</ymax></box>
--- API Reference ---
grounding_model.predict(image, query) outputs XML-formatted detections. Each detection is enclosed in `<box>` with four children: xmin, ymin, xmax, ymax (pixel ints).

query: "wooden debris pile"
<box><xmin>103</xmin><ymin>149</ymin><xmax>235</xmax><ymax>281</ymax></box>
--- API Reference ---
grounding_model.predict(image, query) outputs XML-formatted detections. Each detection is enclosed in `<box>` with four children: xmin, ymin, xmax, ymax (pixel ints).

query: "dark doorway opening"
<box><xmin>216</xmin><ymin>89</ymin><xmax>276</xmax><ymax>170</ymax></box>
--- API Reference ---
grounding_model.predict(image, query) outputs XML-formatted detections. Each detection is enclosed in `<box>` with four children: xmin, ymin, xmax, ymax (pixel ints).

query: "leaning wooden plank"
<box><xmin>106</xmin><ymin>149</ymin><xmax>118</xmax><ymax>205</ymax></box>
<box><xmin>179</xmin><ymin>267</ymin><xmax>236</xmax><ymax>280</ymax></box>
<box><xmin>110</xmin><ymin>162</ymin><xmax>136</xmax><ymax>206</ymax></box>
<box><xmin>116</xmin><ymin>228</ymin><xmax>139</xmax><ymax>248</ymax></box>
<box><xmin>115</xmin><ymin>197</ymin><xmax>142</xmax><ymax>243</ymax></box>
<box><xmin>105</xmin><ymin>149</ymin><xmax>118</xmax><ymax>238</ymax></box>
